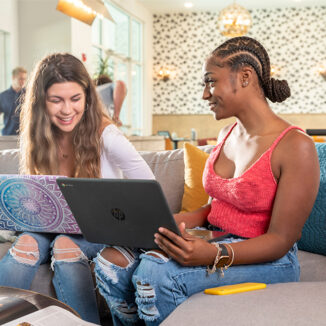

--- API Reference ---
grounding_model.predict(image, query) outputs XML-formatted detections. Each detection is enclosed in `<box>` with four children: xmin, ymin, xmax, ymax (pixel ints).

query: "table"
<box><xmin>128</xmin><ymin>135</ymin><xmax>165</xmax><ymax>151</ymax></box>
<box><xmin>171</xmin><ymin>137</ymin><xmax>191</xmax><ymax>149</ymax></box>
<box><xmin>0</xmin><ymin>286</ymin><xmax>79</xmax><ymax>323</ymax></box>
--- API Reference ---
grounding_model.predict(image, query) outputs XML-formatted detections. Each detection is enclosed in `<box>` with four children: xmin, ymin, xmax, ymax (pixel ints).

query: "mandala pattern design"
<box><xmin>0</xmin><ymin>175</ymin><xmax>80</xmax><ymax>234</ymax></box>
<box><xmin>153</xmin><ymin>6</ymin><xmax>326</xmax><ymax>114</ymax></box>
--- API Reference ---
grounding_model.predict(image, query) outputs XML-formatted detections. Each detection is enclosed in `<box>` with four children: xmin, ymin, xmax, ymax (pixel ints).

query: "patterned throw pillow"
<box><xmin>298</xmin><ymin>143</ymin><xmax>326</xmax><ymax>255</ymax></box>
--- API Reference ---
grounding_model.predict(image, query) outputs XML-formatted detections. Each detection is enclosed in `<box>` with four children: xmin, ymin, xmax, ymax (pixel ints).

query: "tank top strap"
<box><xmin>219</xmin><ymin>122</ymin><xmax>238</xmax><ymax>145</ymax></box>
<box><xmin>269</xmin><ymin>126</ymin><xmax>305</xmax><ymax>151</ymax></box>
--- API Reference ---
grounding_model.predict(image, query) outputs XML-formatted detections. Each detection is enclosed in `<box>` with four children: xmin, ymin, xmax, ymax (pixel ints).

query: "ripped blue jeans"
<box><xmin>94</xmin><ymin>237</ymin><xmax>300</xmax><ymax>326</ymax></box>
<box><xmin>0</xmin><ymin>232</ymin><xmax>104</xmax><ymax>324</ymax></box>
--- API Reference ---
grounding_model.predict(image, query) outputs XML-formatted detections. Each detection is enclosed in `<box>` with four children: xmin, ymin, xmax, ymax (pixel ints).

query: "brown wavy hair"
<box><xmin>212</xmin><ymin>36</ymin><xmax>291</xmax><ymax>103</ymax></box>
<box><xmin>19</xmin><ymin>53</ymin><xmax>109</xmax><ymax>177</ymax></box>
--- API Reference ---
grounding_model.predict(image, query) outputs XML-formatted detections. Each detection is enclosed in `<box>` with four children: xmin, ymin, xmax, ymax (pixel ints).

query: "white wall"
<box><xmin>70</xmin><ymin>19</ymin><xmax>93</xmax><ymax>72</ymax></box>
<box><xmin>18</xmin><ymin>0</ymin><xmax>71</xmax><ymax>73</ymax></box>
<box><xmin>0</xmin><ymin>0</ymin><xmax>19</xmax><ymax>72</ymax></box>
<box><xmin>110</xmin><ymin>0</ymin><xmax>154</xmax><ymax>136</ymax></box>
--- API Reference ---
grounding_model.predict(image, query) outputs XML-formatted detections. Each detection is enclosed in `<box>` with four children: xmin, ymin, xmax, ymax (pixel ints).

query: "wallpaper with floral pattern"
<box><xmin>153</xmin><ymin>7</ymin><xmax>326</xmax><ymax>114</ymax></box>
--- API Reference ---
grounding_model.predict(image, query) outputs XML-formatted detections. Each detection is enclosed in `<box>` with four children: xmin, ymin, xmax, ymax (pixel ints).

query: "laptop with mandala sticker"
<box><xmin>0</xmin><ymin>175</ymin><xmax>81</xmax><ymax>234</ymax></box>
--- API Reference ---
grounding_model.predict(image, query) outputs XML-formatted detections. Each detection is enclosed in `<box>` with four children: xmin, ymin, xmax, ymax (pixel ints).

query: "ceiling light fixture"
<box><xmin>56</xmin><ymin>0</ymin><xmax>114</xmax><ymax>25</ymax></box>
<box><xmin>184</xmin><ymin>2</ymin><xmax>193</xmax><ymax>8</ymax></box>
<box><xmin>218</xmin><ymin>1</ymin><xmax>252</xmax><ymax>38</ymax></box>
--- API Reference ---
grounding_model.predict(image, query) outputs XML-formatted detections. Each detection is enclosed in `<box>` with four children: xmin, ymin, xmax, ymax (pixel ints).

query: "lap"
<box><xmin>16</xmin><ymin>233</ymin><xmax>104</xmax><ymax>260</ymax></box>
<box><xmin>51</xmin><ymin>234</ymin><xmax>105</xmax><ymax>259</ymax></box>
<box><xmin>134</xmin><ymin>239</ymin><xmax>300</xmax><ymax>299</ymax></box>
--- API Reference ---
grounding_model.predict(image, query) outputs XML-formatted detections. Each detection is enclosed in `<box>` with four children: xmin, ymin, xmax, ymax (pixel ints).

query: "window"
<box><xmin>92</xmin><ymin>2</ymin><xmax>143</xmax><ymax>136</ymax></box>
<box><xmin>0</xmin><ymin>30</ymin><xmax>11</xmax><ymax>130</ymax></box>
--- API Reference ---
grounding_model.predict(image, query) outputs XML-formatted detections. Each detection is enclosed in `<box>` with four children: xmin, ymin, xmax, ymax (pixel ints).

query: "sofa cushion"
<box><xmin>161</xmin><ymin>282</ymin><xmax>326</xmax><ymax>326</ymax></box>
<box><xmin>140</xmin><ymin>148</ymin><xmax>185</xmax><ymax>213</ymax></box>
<box><xmin>298</xmin><ymin>249</ymin><xmax>326</xmax><ymax>282</ymax></box>
<box><xmin>298</xmin><ymin>143</ymin><xmax>326</xmax><ymax>255</ymax></box>
<box><xmin>139</xmin><ymin>145</ymin><xmax>214</xmax><ymax>214</ymax></box>
<box><xmin>0</xmin><ymin>241</ymin><xmax>11</xmax><ymax>259</ymax></box>
<box><xmin>0</xmin><ymin>149</ymin><xmax>19</xmax><ymax>174</ymax></box>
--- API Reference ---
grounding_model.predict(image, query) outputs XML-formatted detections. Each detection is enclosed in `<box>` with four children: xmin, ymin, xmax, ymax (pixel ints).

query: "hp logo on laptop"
<box><xmin>111</xmin><ymin>208</ymin><xmax>125</xmax><ymax>221</ymax></box>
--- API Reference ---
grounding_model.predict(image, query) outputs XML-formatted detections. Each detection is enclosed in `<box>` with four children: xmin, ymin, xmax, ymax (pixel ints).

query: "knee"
<box><xmin>100</xmin><ymin>247</ymin><xmax>133</xmax><ymax>268</ymax></box>
<box><xmin>133</xmin><ymin>250</ymin><xmax>169</xmax><ymax>283</ymax></box>
<box><xmin>94</xmin><ymin>247</ymin><xmax>140</xmax><ymax>323</ymax></box>
<box><xmin>53</xmin><ymin>236</ymin><xmax>85</xmax><ymax>262</ymax></box>
<box><xmin>95</xmin><ymin>247</ymin><xmax>138</xmax><ymax>287</ymax></box>
<box><xmin>10</xmin><ymin>234</ymin><xmax>39</xmax><ymax>265</ymax></box>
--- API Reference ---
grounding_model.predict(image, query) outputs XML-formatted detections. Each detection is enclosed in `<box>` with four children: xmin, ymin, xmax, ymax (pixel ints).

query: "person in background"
<box><xmin>93</xmin><ymin>36</ymin><xmax>320</xmax><ymax>326</ymax></box>
<box><xmin>94</xmin><ymin>74</ymin><xmax>127</xmax><ymax>127</ymax></box>
<box><xmin>0</xmin><ymin>53</ymin><xmax>154</xmax><ymax>324</ymax></box>
<box><xmin>0</xmin><ymin>67</ymin><xmax>27</xmax><ymax>135</ymax></box>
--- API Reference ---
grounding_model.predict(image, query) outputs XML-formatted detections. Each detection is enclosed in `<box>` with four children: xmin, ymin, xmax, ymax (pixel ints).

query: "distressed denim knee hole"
<box><xmin>95</xmin><ymin>247</ymin><xmax>137</xmax><ymax>284</ymax></box>
<box><xmin>110</xmin><ymin>299</ymin><xmax>138</xmax><ymax>323</ymax></box>
<box><xmin>10</xmin><ymin>236</ymin><xmax>39</xmax><ymax>265</ymax></box>
<box><xmin>51</xmin><ymin>236</ymin><xmax>89</xmax><ymax>270</ymax></box>
<box><xmin>135</xmin><ymin>280</ymin><xmax>160</xmax><ymax>321</ymax></box>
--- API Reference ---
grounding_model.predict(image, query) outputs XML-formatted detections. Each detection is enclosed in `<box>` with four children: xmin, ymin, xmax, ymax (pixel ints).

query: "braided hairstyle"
<box><xmin>211</xmin><ymin>36</ymin><xmax>290</xmax><ymax>103</ymax></box>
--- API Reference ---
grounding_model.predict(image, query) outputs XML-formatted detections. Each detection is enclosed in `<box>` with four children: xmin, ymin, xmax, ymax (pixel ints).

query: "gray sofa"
<box><xmin>1</xmin><ymin>145</ymin><xmax>326</xmax><ymax>325</ymax></box>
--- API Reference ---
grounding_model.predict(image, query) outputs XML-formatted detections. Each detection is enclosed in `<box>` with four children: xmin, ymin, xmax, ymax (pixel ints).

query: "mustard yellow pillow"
<box><xmin>180</xmin><ymin>143</ymin><xmax>210</xmax><ymax>212</ymax></box>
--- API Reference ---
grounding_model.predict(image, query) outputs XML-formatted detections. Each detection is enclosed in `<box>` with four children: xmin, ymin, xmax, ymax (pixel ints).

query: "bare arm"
<box><xmin>156</xmin><ymin>131</ymin><xmax>320</xmax><ymax>267</ymax></box>
<box><xmin>174</xmin><ymin>204</ymin><xmax>211</xmax><ymax>229</ymax></box>
<box><xmin>113</xmin><ymin>80</ymin><xmax>127</xmax><ymax>125</ymax></box>
<box><xmin>230</xmin><ymin>132</ymin><xmax>320</xmax><ymax>265</ymax></box>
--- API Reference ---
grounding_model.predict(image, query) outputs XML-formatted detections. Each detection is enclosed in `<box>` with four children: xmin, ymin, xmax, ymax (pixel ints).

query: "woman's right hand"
<box><xmin>154</xmin><ymin>222</ymin><xmax>217</xmax><ymax>266</ymax></box>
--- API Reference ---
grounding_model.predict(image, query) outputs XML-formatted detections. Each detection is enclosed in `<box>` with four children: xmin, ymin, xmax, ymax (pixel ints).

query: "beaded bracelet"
<box><xmin>206</xmin><ymin>242</ymin><xmax>222</xmax><ymax>275</ymax></box>
<box><xmin>223</xmin><ymin>243</ymin><xmax>235</xmax><ymax>271</ymax></box>
<box><xmin>207</xmin><ymin>243</ymin><xmax>235</xmax><ymax>276</ymax></box>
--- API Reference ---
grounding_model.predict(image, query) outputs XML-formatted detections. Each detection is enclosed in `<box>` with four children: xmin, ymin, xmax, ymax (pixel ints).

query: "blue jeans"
<box><xmin>0</xmin><ymin>232</ymin><xmax>104</xmax><ymax>324</ymax></box>
<box><xmin>94</xmin><ymin>237</ymin><xmax>300</xmax><ymax>326</ymax></box>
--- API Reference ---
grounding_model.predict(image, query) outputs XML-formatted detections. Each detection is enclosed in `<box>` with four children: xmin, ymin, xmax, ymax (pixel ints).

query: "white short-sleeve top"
<box><xmin>100</xmin><ymin>124</ymin><xmax>155</xmax><ymax>180</ymax></box>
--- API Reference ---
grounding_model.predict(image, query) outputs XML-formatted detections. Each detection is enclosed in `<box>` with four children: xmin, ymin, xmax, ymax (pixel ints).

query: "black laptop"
<box><xmin>56</xmin><ymin>178</ymin><xmax>181</xmax><ymax>249</ymax></box>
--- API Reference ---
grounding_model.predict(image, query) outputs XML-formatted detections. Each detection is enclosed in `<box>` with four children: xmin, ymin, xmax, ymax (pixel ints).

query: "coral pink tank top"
<box><xmin>203</xmin><ymin>123</ymin><xmax>303</xmax><ymax>238</ymax></box>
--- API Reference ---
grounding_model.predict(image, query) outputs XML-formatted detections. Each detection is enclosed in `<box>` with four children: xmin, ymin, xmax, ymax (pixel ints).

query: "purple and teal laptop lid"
<box><xmin>0</xmin><ymin>175</ymin><xmax>81</xmax><ymax>234</ymax></box>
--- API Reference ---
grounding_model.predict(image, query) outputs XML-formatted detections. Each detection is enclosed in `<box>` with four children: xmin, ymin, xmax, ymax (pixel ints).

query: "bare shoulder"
<box><xmin>282</xmin><ymin>129</ymin><xmax>317</xmax><ymax>156</ymax></box>
<box><xmin>115</xmin><ymin>80</ymin><xmax>126</xmax><ymax>89</ymax></box>
<box><xmin>100</xmin><ymin>117</ymin><xmax>112</xmax><ymax>135</ymax></box>
<box><xmin>276</xmin><ymin>128</ymin><xmax>319</xmax><ymax>170</ymax></box>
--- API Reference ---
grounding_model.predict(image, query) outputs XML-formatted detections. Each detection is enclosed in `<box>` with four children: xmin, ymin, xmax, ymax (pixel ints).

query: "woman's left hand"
<box><xmin>154</xmin><ymin>223</ymin><xmax>217</xmax><ymax>266</ymax></box>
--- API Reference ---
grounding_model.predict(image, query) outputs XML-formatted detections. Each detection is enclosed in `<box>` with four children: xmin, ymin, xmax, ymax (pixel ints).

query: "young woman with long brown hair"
<box><xmin>0</xmin><ymin>53</ymin><xmax>154</xmax><ymax>324</ymax></box>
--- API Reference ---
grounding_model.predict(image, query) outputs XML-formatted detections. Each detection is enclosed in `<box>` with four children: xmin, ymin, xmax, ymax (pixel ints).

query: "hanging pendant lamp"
<box><xmin>218</xmin><ymin>1</ymin><xmax>252</xmax><ymax>38</ymax></box>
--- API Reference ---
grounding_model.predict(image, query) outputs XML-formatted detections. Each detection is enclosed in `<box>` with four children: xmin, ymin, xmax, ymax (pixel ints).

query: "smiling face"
<box><xmin>46</xmin><ymin>81</ymin><xmax>86</xmax><ymax>134</ymax></box>
<box><xmin>202</xmin><ymin>56</ymin><xmax>241</xmax><ymax>120</ymax></box>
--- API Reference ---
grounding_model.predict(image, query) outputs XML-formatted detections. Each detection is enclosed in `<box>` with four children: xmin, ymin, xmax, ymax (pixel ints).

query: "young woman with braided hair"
<box><xmin>94</xmin><ymin>37</ymin><xmax>320</xmax><ymax>326</ymax></box>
